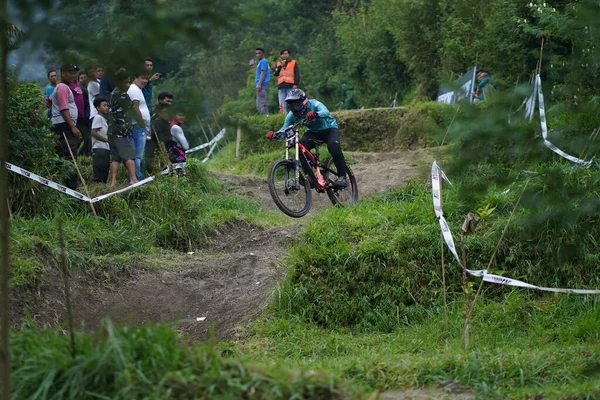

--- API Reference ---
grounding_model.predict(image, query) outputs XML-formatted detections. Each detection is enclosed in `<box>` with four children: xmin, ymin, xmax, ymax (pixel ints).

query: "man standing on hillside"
<box><xmin>49</xmin><ymin>64</ymin><xmax>81</xmax><ymax>189</ymax></box>
<box><xmin>127</xmin><ymin>72</ymin><xmax>151</xmax><ymax>181</ymax></box>
<box><xmin>254</xmin><ymin>47</ymin><xmax>270</xmax><ymax>116</ymax></box>
<box><xmin>108</xmin><ymin>70</ymin><xmax>138</xmax><ymax>187</ymax></box>
<box><xmin>44</xmin><ymin>70</ymin><xmax>58</xmax><ymax>119</ymax></box>
<box><xmin>273</xmin><ymin>49</ymin><xmax>300</xmax><ymax>113</ymax></box>
<box><xmin>142</xmin><ymin>58</ymin><xmax>161</xmax><ymax>106</ymax></box>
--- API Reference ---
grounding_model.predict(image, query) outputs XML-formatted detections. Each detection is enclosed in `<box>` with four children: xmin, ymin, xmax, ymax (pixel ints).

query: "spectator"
<box><xmin>90</xmin><ymin>97</ymin><xmax>110</xmax><ymax>183</ymax></box>
<box><xmin>88</xmin><ymin>67</ymin><xmax>102</xmax><ymax>121</ymax></box>
<box><xmin>254</xmin><ymin>47</ymin><xmax>270</xmax><ymax>115</ymax></box>
<box><xmin>99</xmin><ymin>65</ymin><xmax>125</xmax><ymax>99</ymax></box>
<box><xmin>142</xmin><ymin>58</ymin><xmax>161</xmax><ymax>106</ymax></box>
<box><xmin>126</xmin><ymin>72</ymin><xmax>151</xmax><ymax>181</ymax></box>
<box><xmin>157</xmin><ymin>91</ymin><xmax>173</xmax><ymax>106</ymax></box>
<box><xmin>273</xmin><ymin>49</ymin><xmax>300</xmax><ymax>113</ymax></box>
<box><xmin>44</xmin><ymin>69</ymin><xmax>58</xmax><ymax>119</ymax></box>
<box><xmin>150</xmin><ymin>91</ymin><xmax>174</xmax><ymax>118</ymax></box>
<box><xmin>146</xmin><ymin>103</ymin><xmax>172</xmax><ymax>174</ymax></box>
<box><xmin>49</xmin><ymin>64</ymin><xmax>81</xmax><ymax>189</ymax></box>
<box><xmin>108</xmin><ymin>70</ymin><xmax>138</xmax><ymax>186</ymax></box>
<box><xmin>96</xmin><ymin>66</ymin><xmax>104</xmax><ymax>83</ymax></box>
<box><xmin>167</xmin><ymin>109</ymin><xmax>189</xmax><ymax>164</ymax></box>
<box><xmin>79</xmin><ymin>70</ymin><xmax>91</xmax><ymax>124</ymax></box>
<box><xmin>67</xmin><ymin>72</ymin><xmax>90</xmax><ymax>157</ymax></box>
<box><xmin>473</xmin><ymin>70</ymin><xmax>495</xmax><ymax>103</ymax></box>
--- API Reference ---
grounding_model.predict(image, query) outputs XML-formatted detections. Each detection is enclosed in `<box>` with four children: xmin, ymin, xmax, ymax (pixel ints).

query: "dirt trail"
<box><xmin>40</xmin><ymin>149</ymin><xmax>437</xmax><ymax>341</ymax></box>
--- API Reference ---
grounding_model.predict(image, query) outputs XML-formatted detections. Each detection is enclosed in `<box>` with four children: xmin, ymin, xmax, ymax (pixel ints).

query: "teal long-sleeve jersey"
<box><xmin>280</xmin><ymin>99</ymin><xmax>338</xmax><ymax>132</ymax></box>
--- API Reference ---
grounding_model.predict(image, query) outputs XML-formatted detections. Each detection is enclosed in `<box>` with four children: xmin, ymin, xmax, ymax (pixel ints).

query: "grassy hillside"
<box><xmin>7</xmin><ymin>96</ymin><xmax>600</xmax><ymax>399</ymax></box>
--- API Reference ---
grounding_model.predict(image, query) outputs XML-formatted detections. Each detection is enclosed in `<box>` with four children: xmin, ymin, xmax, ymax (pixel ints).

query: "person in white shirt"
<box><xmin>167</xmin><ymin>111</ymin><xmax>189</xmax><ymax>164</ymax></box>
<box><xmin>87</xmin><ymin>67</ymin><xmax>102</xmax><ymax>121</ymax></box>
<box><xmin>90</xmin><ymin>97</ymin><xmax>110</xmax><ymax>183</ymax></box>
<box><xmin>126</xmin><ymin>72</ymin><xmax>150</xmax><ymax>181</ymax></box>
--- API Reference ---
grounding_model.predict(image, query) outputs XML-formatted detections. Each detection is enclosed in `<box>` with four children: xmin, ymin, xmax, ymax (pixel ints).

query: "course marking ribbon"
<box><xmin>431</xmin><ymin>161</ymin><xmax>600</xmax><ymax>294</ymax></box>
<box><xmin>4</xmin><ymin>162</ymin><xmax>91</xmax><ymax>202</ymax></box>
<box><xmin>4</xmin><ymin>128</ymin><xmax>227</xmax><ymax>203</ymax></box>
<box><xmin>535</xmin><ymin>75</ymin><xmax>592</xmax><ymax>167</ymax></box>
<box><xmin>186</xmin><ymin>128</ymin><xmax>226</xmax><ymax>154</ymax></box>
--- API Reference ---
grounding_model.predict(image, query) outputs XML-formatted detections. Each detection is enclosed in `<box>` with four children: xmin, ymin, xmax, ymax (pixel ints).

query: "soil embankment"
<box><xmin>19</xmin><ymin>149</ymin><xmax>437</xmax><ymax>340</ymax></box>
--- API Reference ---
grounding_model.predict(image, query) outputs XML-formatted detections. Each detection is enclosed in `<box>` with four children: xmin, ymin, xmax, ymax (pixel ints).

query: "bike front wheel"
<box><xmin>268</xmin><ymin>159</ymin><xmax>312</xmax><ymax>218</ymax></box>
<box><xmin>323</xmin><ymin>157</ymin><xmax>359</xmax><ymax>207</ymax></box>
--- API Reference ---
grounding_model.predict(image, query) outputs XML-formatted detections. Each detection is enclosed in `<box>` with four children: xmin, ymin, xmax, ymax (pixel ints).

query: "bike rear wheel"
<box><xmin>323</xmin><ymin>157</ymin><xmax>359</xmax><ymax>207</ymax></box>
<box><xmin>268</xmin><ymin>159</ymin><xmax>312</xmax><ymax>218</ymax></box>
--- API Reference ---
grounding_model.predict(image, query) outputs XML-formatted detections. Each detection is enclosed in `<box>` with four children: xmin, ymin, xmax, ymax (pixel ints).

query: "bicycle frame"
<box><xmin>283</xmin><ymin>131</ymin><xmax>330</xmax><ymax>190</ymax></box>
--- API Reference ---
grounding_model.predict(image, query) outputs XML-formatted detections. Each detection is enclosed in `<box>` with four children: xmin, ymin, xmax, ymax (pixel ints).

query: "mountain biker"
<box><xmin>266</xmin><ymin>89</ymin><xmax>349</xmax><ymax>188</ymax></box>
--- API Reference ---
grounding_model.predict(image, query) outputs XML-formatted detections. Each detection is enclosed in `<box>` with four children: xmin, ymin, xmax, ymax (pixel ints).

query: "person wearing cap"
<box><xmin>49</xmin><ymin>64</ymin><xmax>82</xmax><ymax>190</ymax></box>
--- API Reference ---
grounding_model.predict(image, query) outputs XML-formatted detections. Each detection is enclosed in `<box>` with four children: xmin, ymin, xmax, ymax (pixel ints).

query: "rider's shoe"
<box><xmin>334</xmin><ymin>176</ymin><xmax>348</xmax><ymax>188</ymax></box>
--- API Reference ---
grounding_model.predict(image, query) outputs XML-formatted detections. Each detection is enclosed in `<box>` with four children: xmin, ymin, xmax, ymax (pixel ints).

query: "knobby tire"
<box><xmin>323</xmin><ymin>157</ymin><xmax>359</xmax><ymax>206</ymax></box>
<box><xmin>268</xmin><ymin>159</ymin><xmax>312</xmax><ymax>218</ymax></box>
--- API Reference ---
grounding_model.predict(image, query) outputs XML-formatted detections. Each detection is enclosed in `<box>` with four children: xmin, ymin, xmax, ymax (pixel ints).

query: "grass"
<box><xmin>8</xmin><ymin>96</ymin><xmax>600</xmax><ymax>398</ymax></box>
<box><xmin>8</xmin><ymin>158</ymin><xmax>287</xmax><ymax>288</ymax></box>
<box><xmin>234</xmin><ymin>293</ymin><xmax>600</xmax><ymax>399</ymax></box>
<box><xmin>10</xmin><ymin>321</ymin><xmax>355</xmax><ymax>400</ymax></box>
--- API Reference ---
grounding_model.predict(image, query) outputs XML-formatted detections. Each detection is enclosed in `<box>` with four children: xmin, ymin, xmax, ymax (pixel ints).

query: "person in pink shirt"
<box><xmin>68</xmin><ymin>73</ymin><xmax>91</xmax><ymax>157</ymax></box>
<box><xmin>49</xmin><ymin>64</ymin><xmax>81</xmax><ymax>189</ymax></box>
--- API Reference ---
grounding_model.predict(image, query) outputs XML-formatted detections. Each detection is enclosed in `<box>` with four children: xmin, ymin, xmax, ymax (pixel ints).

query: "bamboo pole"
<box><xmin>463</xmin><ymin>177</ymin><xmax>531</xmax><ymax>332</ymax></box>
<box><xmin>537</xmin><ymin>38</ymin><xmax>545</xmax><ymax>76</ymax></box>
<box><xmin>57</xmin><ymin>217</ymin><xmax>76</xmax><ymax>359</ymax></box>
<box><xmin>440</xmin><ymin>233</ymin><xmax>448</xmax><ymax>332</ymax></box>
<box><xmin>235</xmin><ymin>123</ymin><xmax>242</xmax><ymax>160</ymax></box>
<box><xmin>0</xmin><ymin>0</ymin><xmax>12</xmax><ymax>394</ymax></box>
<box><xmin>440</xmin><ymin>105</ymin><xmax>460</xmax><ymax>147</ymax></box>
<box><xmin>195</xmin><ymin>115</ymin><xmax>211</xmax><ymax>155</ymax></box>
<box><xmin>61</xmin><ymin>132</ymin><xmax>97</xmax><ymax>216</ymax></box>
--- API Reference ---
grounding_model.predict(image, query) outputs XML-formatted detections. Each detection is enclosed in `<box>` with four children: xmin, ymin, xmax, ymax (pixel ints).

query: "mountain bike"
<box><xmin>267</xmin><ymin>118</ymin><xmax>358</xmax><ymax>218</ymax></box>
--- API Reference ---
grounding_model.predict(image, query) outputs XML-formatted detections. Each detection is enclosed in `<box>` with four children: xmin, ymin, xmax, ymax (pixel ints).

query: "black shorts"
<box><xmin>109</xmin><ymin>136</ymin><xmax>136</xmax><ymax>163</ymax></box>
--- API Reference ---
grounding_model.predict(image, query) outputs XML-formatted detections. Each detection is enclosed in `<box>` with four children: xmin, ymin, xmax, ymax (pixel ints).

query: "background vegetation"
<box><xmin>3</xmin><ymin>0</ymin><xmax>600</xmax><ymax>398</ymax></box>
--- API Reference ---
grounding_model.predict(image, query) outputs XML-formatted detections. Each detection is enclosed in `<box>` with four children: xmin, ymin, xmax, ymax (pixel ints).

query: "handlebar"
<box><xmin>276</xmin><ymin>117</ymin><xmax>308</xmax><ymax>136</ymax></box>
<box><xmin>274</xmin><ymin>116</ymin><xmax>319</xmax><ymax>139</ymax></box>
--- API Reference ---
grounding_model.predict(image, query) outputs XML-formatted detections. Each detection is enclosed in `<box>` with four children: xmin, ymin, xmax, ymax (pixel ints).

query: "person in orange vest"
<box><xmin>273</xmin><ymin>49</ymin><xmax>300</xmax><ymax>113</ymax></box>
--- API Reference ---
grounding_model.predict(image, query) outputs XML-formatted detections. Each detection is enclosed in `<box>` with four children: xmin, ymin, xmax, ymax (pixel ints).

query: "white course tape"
<box><xmin>4</xmin><ymin>162</ymin><xmax>91</xmax><ymax>202</ymax></box>
<box><xmin>186</xmin><ymin>128</ymin><xmax>226</xmax><ymax>154</ymax></box>
<box><xmin>201</xmin><ymin>141</ymin><xmax>218</xmax><ymax>164</ymax></box>
<box><xmin>431</xmin><ymin>161</ymin><xmax>600</xmax><ymax>294</ymax></box>
<box><xmin>524</xmin><ymin>77</ymin><xmax>537</xmax><ymax>122</ymax></box>
<box><xmin>536</xmin><ymin>75</ymin><xmax>592</xmax><ymax>167</ymax></box>
<box><xmin>4</xmin><ymin>128</ymin><xmax>226</xmax><ymax>204</ymax></box>
<box><xmin>4</xmin><ymin>161</ymin><xmax>181</xmax><ymax>204</ymax></box>
<box><xmin>89</xmin><ymin>175</ymin><xmax>159</xmax><ymax>203</ymax></box>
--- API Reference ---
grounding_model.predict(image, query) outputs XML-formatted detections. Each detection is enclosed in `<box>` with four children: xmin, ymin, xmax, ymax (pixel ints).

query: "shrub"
<box><xmin>274</xmin><ymin>178</ymin><xmax>600</xmax><ymax>332</ymax></box>
<box><xmin>6</xmin><ymin>78</ymin><xmax>72</xmax><ymax>216</ymax></box>
<box><xmin>228</xmin><ymin>102</ymin><xmax>457</xmax><ymax>159</ymax></box>
<box><xmin>11</xmin><ymin>322</ymin><xmax>352</xmax><ymax>399</ymax></box>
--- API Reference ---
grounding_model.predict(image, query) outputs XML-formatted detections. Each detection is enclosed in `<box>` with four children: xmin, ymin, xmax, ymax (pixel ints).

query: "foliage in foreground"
<box><xmin>238</xmin><ymin>293</ymin><xmax>600</xmax><ymax>399</ymax></box>
<box><xmin>9</xmin><ymin>158</ymin><xmax>284</xmax><ymax>288</ymax></box>
<box><xmin>274</xmin><ymin>168</ymin><xmax>600</xmax><ymax>332</ymax></box>
<box><xmin>11</xmin><ymin>322</ymin><xmax>351</xmax><ymax>400</ymax></box>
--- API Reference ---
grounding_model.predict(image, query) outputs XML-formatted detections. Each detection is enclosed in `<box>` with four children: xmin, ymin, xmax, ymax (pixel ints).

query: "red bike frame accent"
<box><xmin>298</xmin><ymin>144</ymin><xmax>327</xmax><ymax>189</ymax></box>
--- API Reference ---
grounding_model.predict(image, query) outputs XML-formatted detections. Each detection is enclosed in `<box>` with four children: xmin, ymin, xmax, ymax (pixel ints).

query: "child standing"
<box><xmin>167</xmin><ymin>111</ymin><xmax>189</xmax><ymax>164</ymax></box>
<box><xmin>90</xmin><ymin>97</ymin><xmax>110</xmax><ymax>183</ymax></box>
